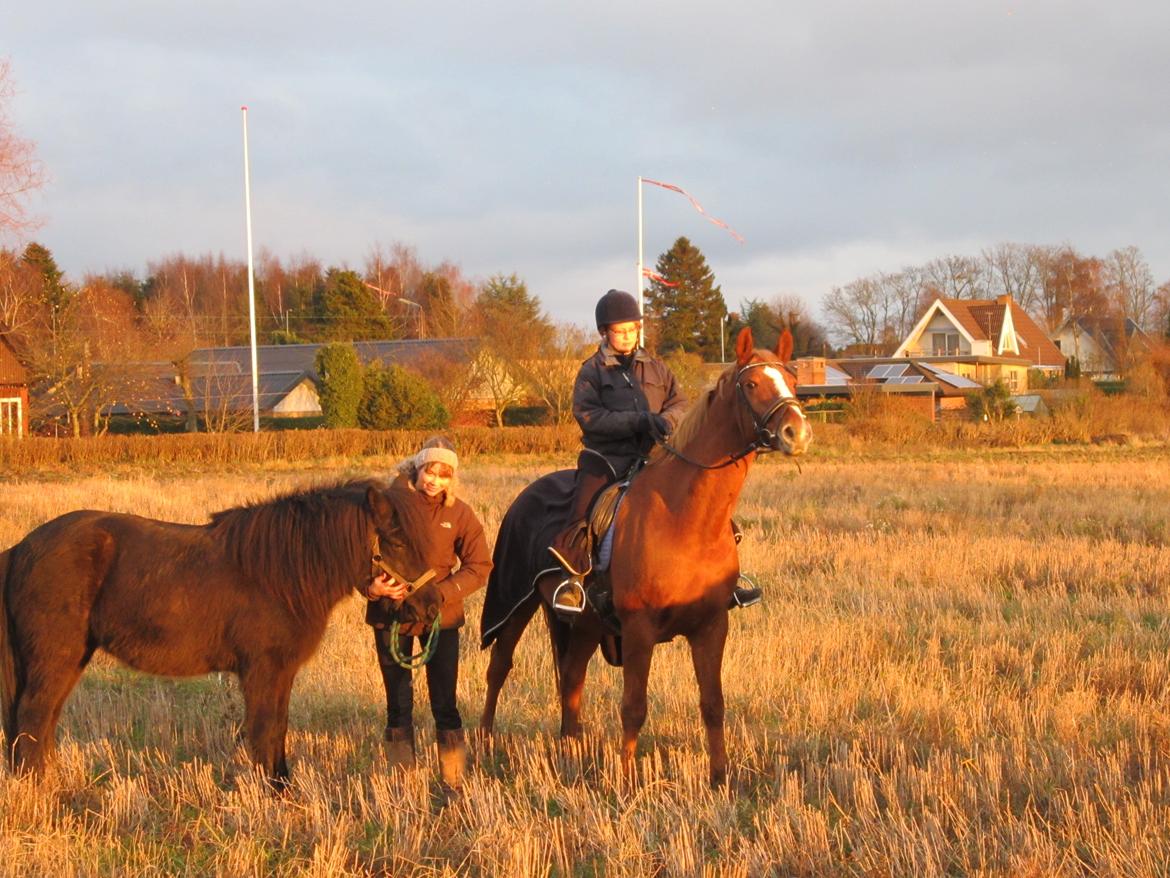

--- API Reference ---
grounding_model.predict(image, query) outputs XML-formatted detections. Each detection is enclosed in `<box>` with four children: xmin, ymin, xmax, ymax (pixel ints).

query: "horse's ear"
<box><xmin>735</xmin><ymin>327</ymin><xmax>755</xmax><ymax>366</ymax></box>
<box><xmin>777</xmin><ymin>328</ymin><xmax>794</xmax><ymax>364</ymax></box>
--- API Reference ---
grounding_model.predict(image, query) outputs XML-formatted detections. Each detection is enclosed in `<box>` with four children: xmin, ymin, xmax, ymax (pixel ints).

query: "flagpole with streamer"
<box><xmin>636</xmin><ymin>176</ymin><xmax>743</xmax><ymax>350</ymax></box>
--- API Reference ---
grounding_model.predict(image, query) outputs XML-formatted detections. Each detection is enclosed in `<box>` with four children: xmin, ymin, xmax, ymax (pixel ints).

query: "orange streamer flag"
<box><xmin>641</xmin><ymin>178</ymin><xmax>745</xmax><ymax>243</ymax></box>
<box><xmin>642</xmin><ymin>268</ymin><xmax>679</xmax><ymax>287</ymax></box>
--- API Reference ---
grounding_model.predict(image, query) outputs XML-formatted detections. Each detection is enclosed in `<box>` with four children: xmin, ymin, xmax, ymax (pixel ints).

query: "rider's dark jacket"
<box><xmin>572</xmin><ymin>342</ymin><xmax>687</xmax><ymax>472</ymax></box>
<box><xmin>365</xmin><ymin>473</ymin><xmax>492</xmax><ymax>634</ymax></box>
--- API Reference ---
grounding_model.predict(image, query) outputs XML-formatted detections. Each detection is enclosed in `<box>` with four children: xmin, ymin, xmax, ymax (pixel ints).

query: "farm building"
<box><xmin>0</xmin><ymin>333</ymin><xmax>29</xmax><ymax>437</ymax></box>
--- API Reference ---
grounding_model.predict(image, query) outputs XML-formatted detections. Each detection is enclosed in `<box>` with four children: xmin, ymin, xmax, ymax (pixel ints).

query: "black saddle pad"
<box><xmin>480</xmin><ymin>469</ymin><xmax>575</xmax><ymax>648</ymax></box>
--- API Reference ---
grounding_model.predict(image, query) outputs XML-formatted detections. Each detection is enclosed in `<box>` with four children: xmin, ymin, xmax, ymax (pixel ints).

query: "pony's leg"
<box><xmin>480</xmin><ymin>595</ymin><xmax>539</xmax><ymax>734</ymax></box>
<box><xmin>687</xmin><ymin>612</ymin><xmax>730</xmax><ymax>787</ymax></box>
<box><xmin>558</xmin><ymin>630</ymin><xmax>600</xmax><ymax>739</ymax></box>
<box><xmin>12</xmin><ymin>644</ymin><xmax>94</xmax><ymax>774</ymax></box>
<box><xmin>618</xmin><ymin>616</ymin><xmax>656</xmax><ymax>781</ymax></box>
<box><xmin>239</xmin><ymin>663</ymin><xmax>296</xmax><ymax>790</ymax></box>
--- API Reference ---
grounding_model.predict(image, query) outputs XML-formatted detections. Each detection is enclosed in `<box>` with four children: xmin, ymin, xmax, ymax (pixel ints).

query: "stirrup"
<box><xmin>731</xmin><ymin>574</ymin><xmax>763</xmax><ymax>609</ymax></box>
<box><xmin>552</xmin><ymin>577</ymin><xmax>586</xmax><ymax>616</ymax></box>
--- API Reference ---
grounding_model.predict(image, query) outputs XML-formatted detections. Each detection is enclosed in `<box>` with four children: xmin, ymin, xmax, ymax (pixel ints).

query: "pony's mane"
<box><xmin>208</xmin><ymin>479</ymin><xmax>385</xmax><ymax>620</ymax></box>
<box><xmin>647</xmin><ymin>363</ymin><xmax>738</xmax><ymax>464</ymax></box>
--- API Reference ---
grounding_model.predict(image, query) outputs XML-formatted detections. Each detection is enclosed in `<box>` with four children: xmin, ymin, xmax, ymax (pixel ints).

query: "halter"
<box><xmin>655</xmin><ymin>360</ymin><xmax>805</xmax><ymax>470</ymax></box>
<box><xmin>369</xmin><ymin>531</ymin><xmax>442</xmax><ymax>668</ymax></box>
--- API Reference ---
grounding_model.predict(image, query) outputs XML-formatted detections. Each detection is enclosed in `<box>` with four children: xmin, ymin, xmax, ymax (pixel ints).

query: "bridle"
<box><xmin>369</xmin><ymin>531</ymin><xmax>436</xmax><ymax>596</ymax></box>
<box><xmin>655</xmin><ymin>360</ymin><xmax>805</xmax><ymax>471</ymax></box>
<box><xmin>369</xmin><ymin>530</ymin><xmax>441</xmax><ymax>669</ymax></box>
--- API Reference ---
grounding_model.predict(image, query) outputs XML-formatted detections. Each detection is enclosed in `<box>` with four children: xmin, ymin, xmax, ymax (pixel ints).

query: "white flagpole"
<box><xmin>636</xmin><ymin>175</ymin><xmax>644</xmax><ymax>347</ymax></box>
<box><xmin>241</xmin><ymin>106</ymin><xmax>260</xmax><ymax>433</ymax></box>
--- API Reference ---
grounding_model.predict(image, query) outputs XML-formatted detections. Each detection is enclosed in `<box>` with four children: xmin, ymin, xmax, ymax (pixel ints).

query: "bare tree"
<box><xmin>922</xmin><ymin>254</ymin><xmax>990</xmax><ymax>300</ymax></box>
<box><xmin>513</xmin><ymin>322</ymin><xmax>591</xmax><ymax>424</ymax></box>
<box><xmin>983</xmin><ymin>243</ymin><xmax>1048</xmax><ymax>318</ymax></box>
<box><xmin>1102</xmin><ymin>245</ymin><xmax>1156</xmax><ymax>329</ymax></box>
<box><xmin>822</xmin><ymin>276</ymin><xmax>890</xmax><ymax>350</ymax></box>
<box><xmin>0</xmin><ymin>60</ymin><xmax>45</xmax><ymax>238</ymax></box>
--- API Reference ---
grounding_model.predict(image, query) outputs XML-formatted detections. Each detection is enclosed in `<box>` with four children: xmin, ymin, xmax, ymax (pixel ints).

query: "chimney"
<box><xmin>795</xmin><ymin>357</ymin><xmax>826</xmax><ymax>386</ymax></box>
<box><xmin>996</xmin><ymin>294</ymin><xmax>1011</xmax><ymax>306</ymax></box>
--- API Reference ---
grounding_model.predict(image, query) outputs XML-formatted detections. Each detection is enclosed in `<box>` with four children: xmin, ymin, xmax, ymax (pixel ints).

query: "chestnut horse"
<box><xmin>480</xmin><ymin>328</ymin><xmax>810</xmax><ymax>785</ymax></box>
<box><xmin>0</xmin><ymin>479</ymin><xmax>442</xmax><ymax>787</ymax></box>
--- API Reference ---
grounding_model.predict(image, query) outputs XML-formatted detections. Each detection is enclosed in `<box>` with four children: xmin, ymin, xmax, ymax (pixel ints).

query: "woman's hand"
<box><xmin>368</xmin><ymin>573</ymin><xmax>408</xmax><ymax>601</ymax></box>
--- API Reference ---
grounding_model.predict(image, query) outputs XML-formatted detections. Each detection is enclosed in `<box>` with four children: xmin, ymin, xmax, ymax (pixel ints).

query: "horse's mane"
<box><xmin>647</xmin><ymin>364</ymin><xmax>737</xmax><ymax>465</ymax></box>
<box><xmin>209</xmin><ymin>479</ymin><xmax>385</xmax><ymax>621</ymax></box>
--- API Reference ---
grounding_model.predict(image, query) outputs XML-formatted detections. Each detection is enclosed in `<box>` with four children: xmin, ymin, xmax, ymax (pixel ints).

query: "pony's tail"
<box><xmin>0</xmin><ymin>548</ymin><xmax>16</xmax><ymax>754</ymax></box>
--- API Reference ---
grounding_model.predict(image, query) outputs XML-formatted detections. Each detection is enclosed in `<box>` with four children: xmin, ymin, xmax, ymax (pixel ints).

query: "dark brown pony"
<box><xmin>0</xmin><ymin>479</ymin><xmax>442</xmax><ymax>787</ymax></box>
<box><xmin>480</xmin><ymin>328</ymin><xmax>811</xmax><ymax>785</ymax></box>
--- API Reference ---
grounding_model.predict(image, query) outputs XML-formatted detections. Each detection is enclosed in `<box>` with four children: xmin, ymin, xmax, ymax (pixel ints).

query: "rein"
<box><xmin>654</xmin><ymin>361</ymin><xmax>805</xmax><ymax>470</ymax></box>
<box><xmin>369</xmin><ymin>532</ymin><xmax>441</xmax><ymax>669</ymax></box>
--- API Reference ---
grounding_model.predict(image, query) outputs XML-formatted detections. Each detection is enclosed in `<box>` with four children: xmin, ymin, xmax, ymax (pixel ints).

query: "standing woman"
<box><xmin>366</xmin><ymin>435</ymin><xmax>492</xmax><ymax>794</ymax></box>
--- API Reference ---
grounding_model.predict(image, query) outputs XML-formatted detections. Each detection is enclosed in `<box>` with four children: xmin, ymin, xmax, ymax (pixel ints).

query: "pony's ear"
<box><xmin>776</xmin><ymin>328</ymin><xmax>794</xmax><ymax>364</ymax></box>
<box><xmin>735</xmin><ymin>327</ymin><xmax>755</xmax><ymax>366</ymax></box>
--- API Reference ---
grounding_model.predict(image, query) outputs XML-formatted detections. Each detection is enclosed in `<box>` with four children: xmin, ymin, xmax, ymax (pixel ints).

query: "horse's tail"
<box><xmin>541</xmin><ymin>602</ymin><xmax>570</xmax><ymax>693</ymax></box>
<box><xmin>0</xmin><ymin>548</ymin><xmax>16</xmax><ymax>752</ymax></box>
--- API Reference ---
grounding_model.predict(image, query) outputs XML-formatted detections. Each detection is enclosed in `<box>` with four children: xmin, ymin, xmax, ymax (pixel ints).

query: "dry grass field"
<box><xmin>1</xmin><ymin>446</ymin><xmax>1169</xmax><ymax>876</ymax></box>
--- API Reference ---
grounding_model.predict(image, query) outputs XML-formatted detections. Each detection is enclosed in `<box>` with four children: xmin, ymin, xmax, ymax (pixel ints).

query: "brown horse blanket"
<box><xmin>480</xmin><ymin>469</ymin><xmax>575</xmax><ymax>648</ymax></box>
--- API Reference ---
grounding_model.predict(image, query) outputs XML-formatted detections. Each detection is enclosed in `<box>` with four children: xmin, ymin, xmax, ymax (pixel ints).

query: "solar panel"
<box><xmin>921</xmin><ymin>363</ymin><xmax>983</xmax><ymax>389</ymax></box>
<box><xmin>886</xmin><ymin>375</ymin><xmax>924</xmax><ymax>384</ymax></box>
<box><xmin>866</xmin><ymin>363</ymin><xmax>909</xmax><ymax>379</ymax></box>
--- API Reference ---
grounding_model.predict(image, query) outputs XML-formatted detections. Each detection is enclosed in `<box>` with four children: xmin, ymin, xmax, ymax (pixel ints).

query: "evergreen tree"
<box><xmin>644</xmin><ymin>237</ymin><xmax>726</xmax><ymax>360</ymax></box>
<box><xmin>358</xmin><ymin>363</ymin><xmax>449</xmax><ymax>430</ymax></box>
<box><xmin>315</xmin><ymin>268</ymin><xmax>395</xmax><ymax>341</ymax></box>
<box><xmin>315</xmin><ymin>342</ymin><xmax>363</xmax><ymax>428</ymax></box>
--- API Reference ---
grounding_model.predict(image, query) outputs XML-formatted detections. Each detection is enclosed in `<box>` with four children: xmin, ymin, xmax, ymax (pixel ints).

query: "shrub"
<box><xmin>315</xmin><ymin>343</ymin><xmax>362</xmax><ymax>428</ymax></box>
<box><xmin>358</xmin><ymin>364</ymin><xmax>449</xmax><ymax>430</ymax></box>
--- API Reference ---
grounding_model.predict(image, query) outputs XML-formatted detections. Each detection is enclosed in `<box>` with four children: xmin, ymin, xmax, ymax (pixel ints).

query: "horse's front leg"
<box><xmin>239</xmin><ymin>663</ymin><xmax>296</xmax><ymax>791</ymax></box>
<box><xmin>618</xmin><ymin>615</ymin><xmax>655</xmax><ymax>781</ymax></box>
<box><xmin>687</xmin><ymin>610</ymin><xmax>730</xmax><ymax>787</ymax></box>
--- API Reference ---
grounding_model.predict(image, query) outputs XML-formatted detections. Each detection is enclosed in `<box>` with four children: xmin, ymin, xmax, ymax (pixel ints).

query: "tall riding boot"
<box><xmin>436</xmin><ymin>728</ymin><xmax>467</xmax><ymax>797</ymax></box>
<box><xmin>384</xmin><ymin>725</ymin><xmax>415</xmax><ymax>770</ymax></box>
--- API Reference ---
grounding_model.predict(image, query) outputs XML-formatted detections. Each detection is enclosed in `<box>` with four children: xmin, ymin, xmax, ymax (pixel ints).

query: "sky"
<box><xmin>4</xmin><ymin>1</ymin><xmax>1169</xmax><ymax>329</ymax></box>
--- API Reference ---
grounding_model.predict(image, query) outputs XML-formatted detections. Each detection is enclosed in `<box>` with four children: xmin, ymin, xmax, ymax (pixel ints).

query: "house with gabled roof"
<box><xmin>891</xmin><ymin>295</ymin><xmax>1064</xmax><ymax>391</ymax></box>
<box><xmin>0</xmin><ymin>333</ymin><xmax>29</xmax><ymax>437</ymax></box>
<box><xmin>1051</xmin><ymin>316</ymin><xmax>1149</xmax><ymax>379</ymax></box>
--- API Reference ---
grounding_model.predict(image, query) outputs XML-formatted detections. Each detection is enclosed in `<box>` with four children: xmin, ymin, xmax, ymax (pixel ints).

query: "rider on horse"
<box><xmin>548</xmin><ymin>289</ymin><xmax>759</xmax><ymax>612</ymax></box>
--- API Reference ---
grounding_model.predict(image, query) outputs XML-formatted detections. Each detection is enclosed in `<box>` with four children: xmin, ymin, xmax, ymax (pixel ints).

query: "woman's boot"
<box><xmin>384</xmin><ymin>725</ymin><xmax>415</xmax><ymax>770</ymax></box>
<box><xmin>436</xmin><ymin>728</ymin><xmax>466</xmax><ymax>796</ymax></box>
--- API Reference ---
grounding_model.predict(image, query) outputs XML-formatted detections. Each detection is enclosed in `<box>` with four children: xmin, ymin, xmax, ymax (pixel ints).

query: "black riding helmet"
<box><xmin>595</xmin><ymin>289</ymin><xmax>642</xmax><ymax>331</ymax></box>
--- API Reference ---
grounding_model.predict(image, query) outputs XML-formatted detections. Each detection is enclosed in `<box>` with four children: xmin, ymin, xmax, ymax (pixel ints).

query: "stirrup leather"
<box><xmin>547</xmin><ymin>544</ymin><xmax>592</xmax><ymax>579</ymax></box>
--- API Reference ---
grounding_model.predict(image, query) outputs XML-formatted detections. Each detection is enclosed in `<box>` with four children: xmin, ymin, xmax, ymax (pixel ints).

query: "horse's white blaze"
<box><xmin>762</xmin><ymin>365</ymin><xmax>794</xmax><ymax>399</ymax></box>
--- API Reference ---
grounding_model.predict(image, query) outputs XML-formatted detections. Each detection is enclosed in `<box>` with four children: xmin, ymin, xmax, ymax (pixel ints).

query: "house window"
<box><xmin>932</xmin><ymin>332</ymin><xmax>960</xmax><ymax>356</ymax></box>
<box><xmin>1006</xmin><ymin>371</ymin><xmax>1019</xmax><ymax>391</ymax></box>
<box><xmin>0</xmin><ymin>397</ymin><xmax>22</xmax><ymax>437</ymax></box>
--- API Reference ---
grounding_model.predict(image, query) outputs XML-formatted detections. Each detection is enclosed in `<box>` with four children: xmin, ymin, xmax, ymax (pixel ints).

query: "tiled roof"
<box><xmin>936</xmin><ymin>298</ymin><xmax>1064</xmax><ymax>368</ymax></box>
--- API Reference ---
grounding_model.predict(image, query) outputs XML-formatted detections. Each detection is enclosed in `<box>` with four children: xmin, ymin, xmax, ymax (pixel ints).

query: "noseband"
<box><xmin>656</xmin><ymin>361</ymin><xmax>805</xmax><ymax>470</ymax></box>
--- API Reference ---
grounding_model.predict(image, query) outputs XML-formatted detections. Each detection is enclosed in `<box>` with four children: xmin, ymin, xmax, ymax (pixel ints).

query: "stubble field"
<box><xmin>1</xmin><ymin>447</ymin><xmax>1169</xmax><ymax>876</ymax></box>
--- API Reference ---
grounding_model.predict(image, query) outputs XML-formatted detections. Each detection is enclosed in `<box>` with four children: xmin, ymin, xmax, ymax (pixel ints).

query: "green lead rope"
<box><xmin>388</xmin><ymin>617</ymin><xmax>442</xmax><ymax>669</ymax></box>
